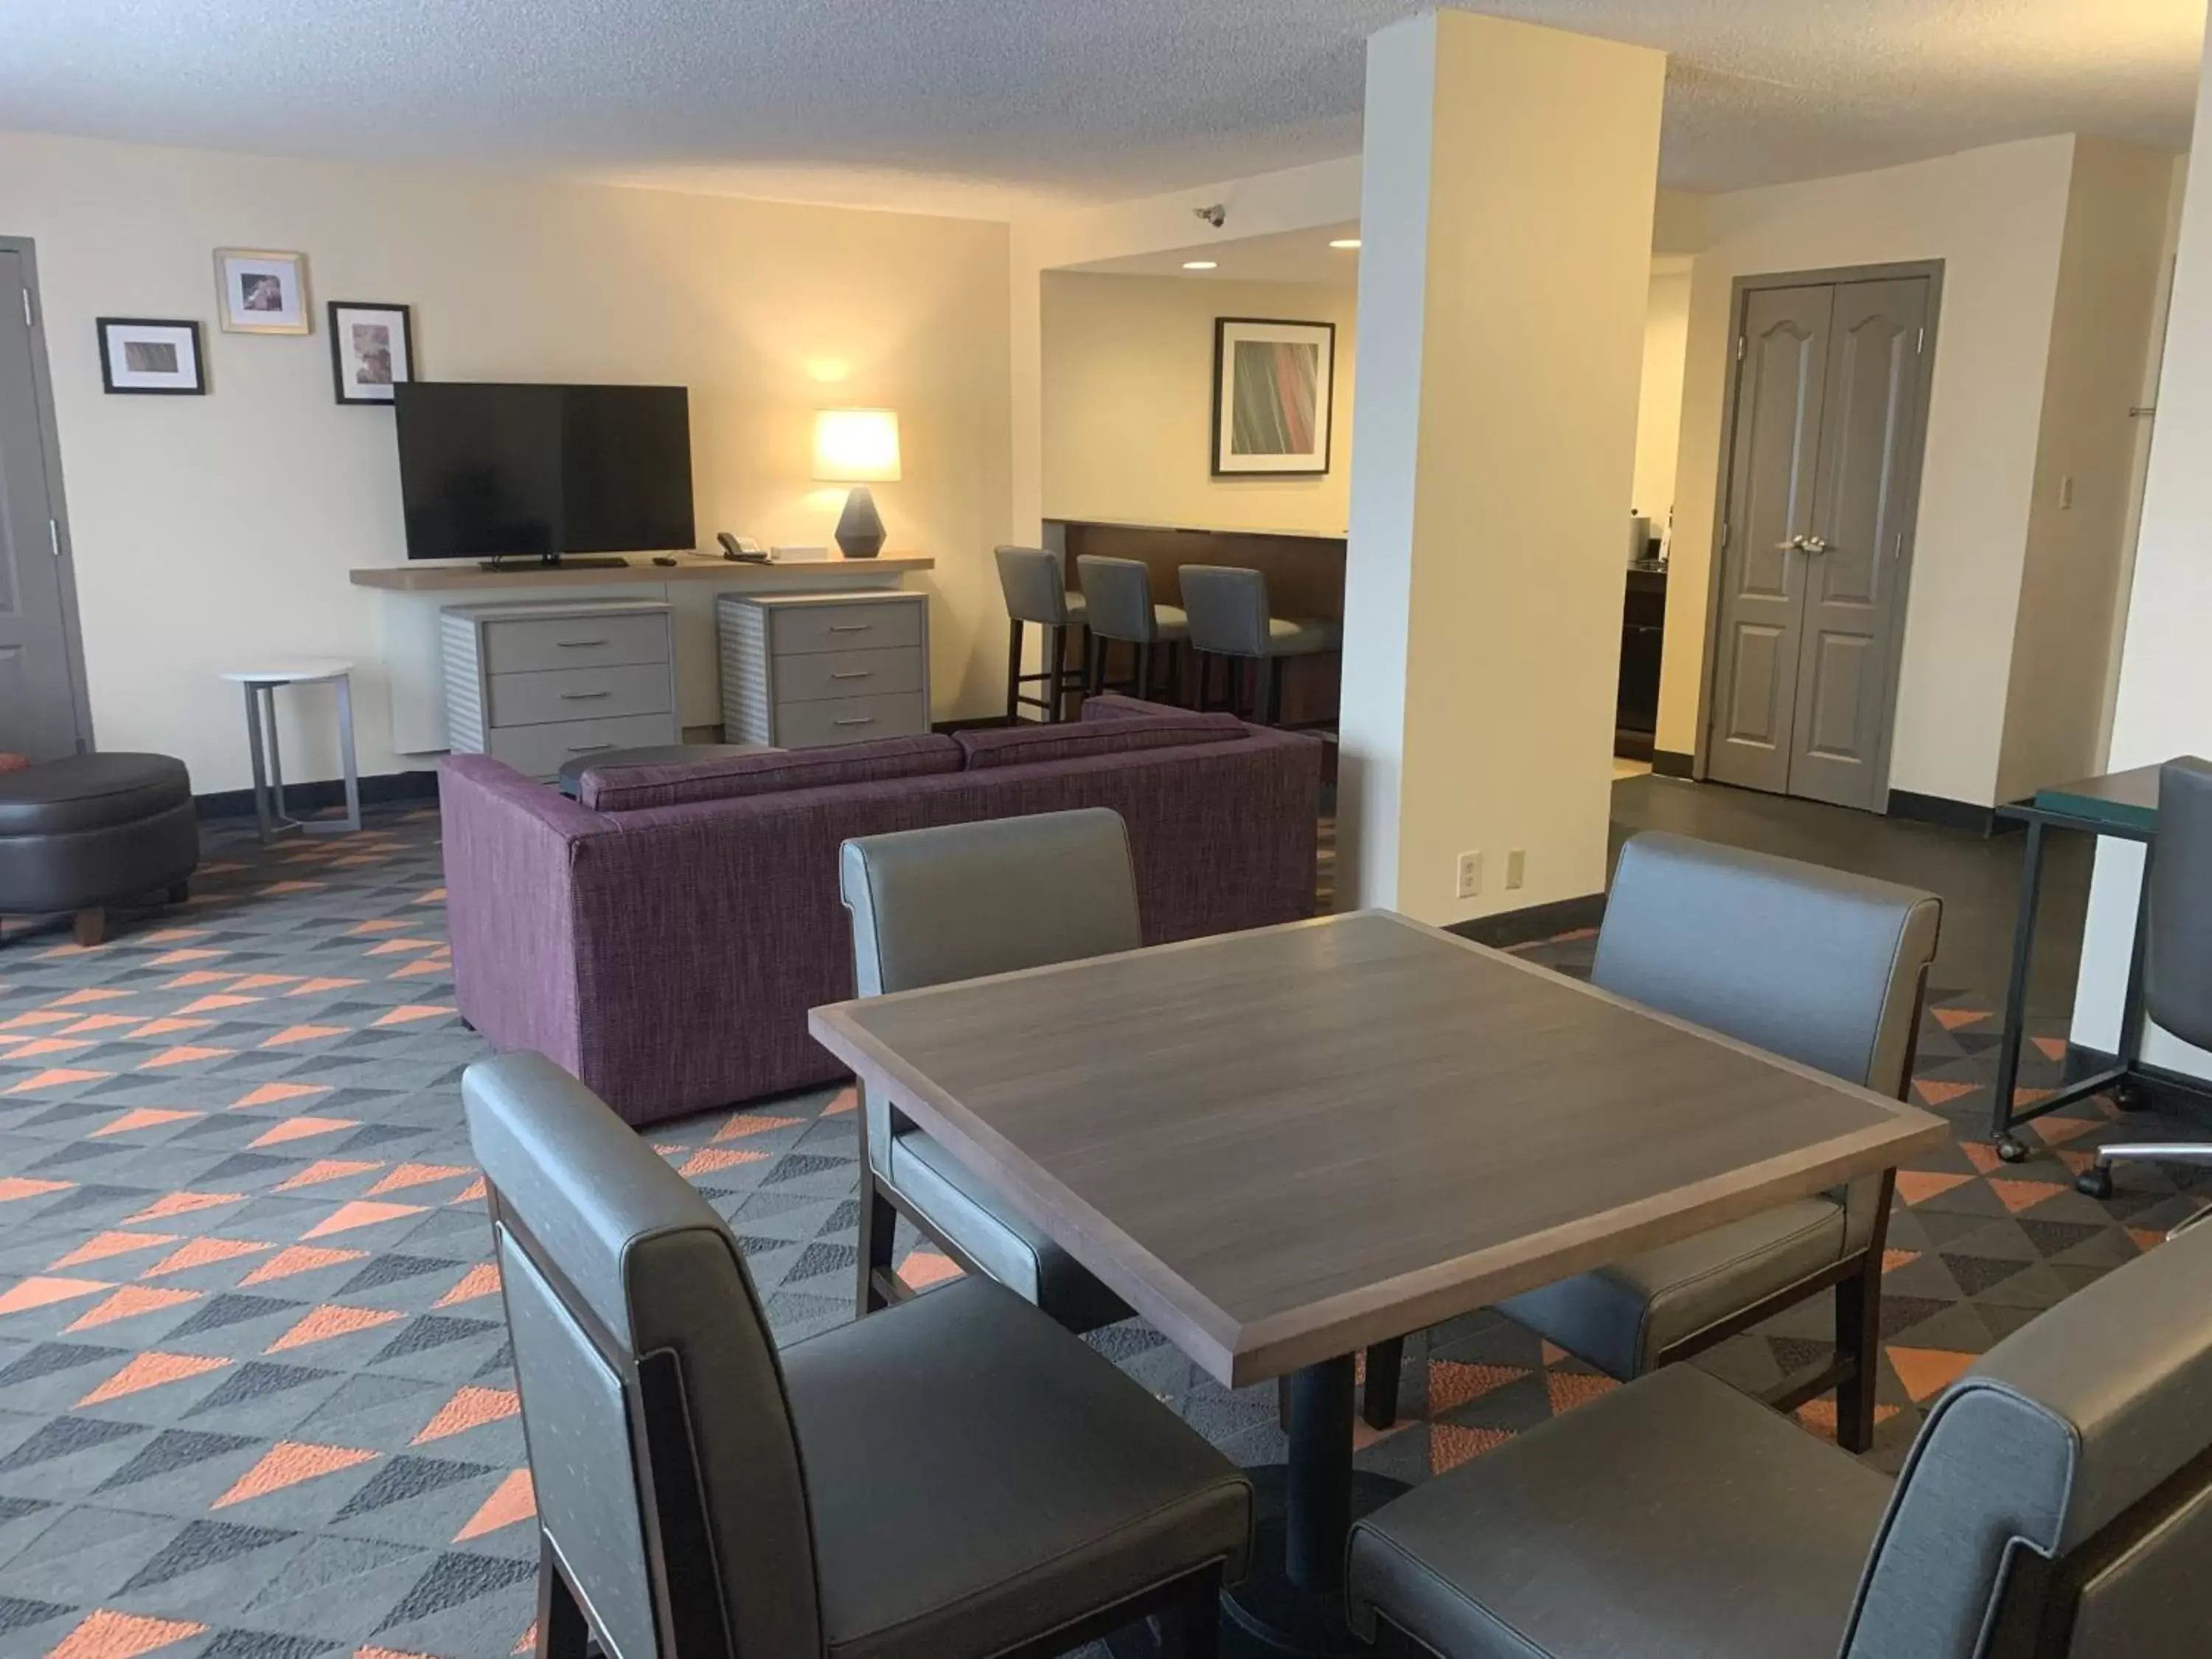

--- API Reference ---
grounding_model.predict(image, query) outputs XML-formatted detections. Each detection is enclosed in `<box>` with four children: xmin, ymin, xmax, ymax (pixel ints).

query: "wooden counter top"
<box><xmin>349</xmin><ymin>552</ymin><xmax>934</xmax><ymax>592</ymax></box>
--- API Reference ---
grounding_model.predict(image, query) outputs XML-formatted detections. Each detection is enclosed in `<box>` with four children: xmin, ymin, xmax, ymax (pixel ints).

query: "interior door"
<box><xmin>1704</xmin><ymin>285</ymin><xmax>1833</xmax><ymax>795</ymax></box>
<box><xmin>0</xmin><ymin>246</ymin><xmax>86</xmax><ymax>760</ymax></box>
<box><xmin>1786</xmin><ymin>277</ymin><xmax>1930</xmax><ymax>810</ymax></box>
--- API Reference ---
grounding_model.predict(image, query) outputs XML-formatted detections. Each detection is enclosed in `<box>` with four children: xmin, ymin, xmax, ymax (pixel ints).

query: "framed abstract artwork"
<box><xmin>96</xmin><ymin>318</ymin><xmax>206</xmax><ymax>394</ymax></box>
<box><xmin>327</xmin><ymin>300</ymin><xmax>415</xmax><ymax>405</ymax></box>
<box><xmin>1211</xmin><ymin>316</ymin><xmax>1335</xmax><ymax>476</ymax></box>
<box><xmin>214</xmin><ymin>248</ymin><xmax>310</xmax><ymax>334</ymax></box>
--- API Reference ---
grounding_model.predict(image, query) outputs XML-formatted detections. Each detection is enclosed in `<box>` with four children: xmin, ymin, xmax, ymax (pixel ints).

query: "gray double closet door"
<box><xmin>1706</xmin><ymin>274</ymin><xmax>1933</xmax><ymax>812</ymax></box>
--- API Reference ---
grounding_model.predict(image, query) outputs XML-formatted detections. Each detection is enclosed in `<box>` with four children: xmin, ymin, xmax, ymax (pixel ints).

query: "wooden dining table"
<box><xmin>808</xmin><ymin>910</ymin><xmax>1947</xmax><ymax>1655</ymax></box>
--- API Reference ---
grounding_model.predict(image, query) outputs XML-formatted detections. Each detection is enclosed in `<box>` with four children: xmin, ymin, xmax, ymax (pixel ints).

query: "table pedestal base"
<box><xmin>1217</xmin><ymin>1465</ymin><xmax>1408</xmax><ymax>1656</ymax></box>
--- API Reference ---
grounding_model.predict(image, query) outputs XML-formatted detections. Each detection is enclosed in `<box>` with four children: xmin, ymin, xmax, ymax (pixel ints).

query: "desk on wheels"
<box><xmin>1990</xmin><ymin>765</ymin><xmax>2166</xmax><ymax>1164</ymax></box>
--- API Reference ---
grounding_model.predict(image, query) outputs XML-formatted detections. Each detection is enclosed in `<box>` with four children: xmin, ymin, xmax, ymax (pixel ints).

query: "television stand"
<box><xmin>476</xmin><ymin>555</ymin><xmax>632</xmax><ymax>573</ymax></box>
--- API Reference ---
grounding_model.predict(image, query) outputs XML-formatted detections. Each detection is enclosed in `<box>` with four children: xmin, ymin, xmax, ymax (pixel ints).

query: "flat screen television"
<box><xmin>394</xmin><ymin>382</ymin><xmax>695</xmax><ymax>562</ymax></box>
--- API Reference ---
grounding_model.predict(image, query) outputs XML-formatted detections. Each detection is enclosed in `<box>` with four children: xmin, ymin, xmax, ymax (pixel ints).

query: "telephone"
<box><xmin>717</xmin><ymin>532</ymin><xmax>770</xmax><ymax>563</ymax></box>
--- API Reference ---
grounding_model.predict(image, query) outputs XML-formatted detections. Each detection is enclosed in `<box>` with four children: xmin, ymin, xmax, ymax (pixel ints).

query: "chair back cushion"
<box><xmin>1178</xmin><ymin>565</ymin><xmax>1272</xmax><ymax>657</ymax></box>
<box><xmin>841</xmin><ymin>807</ymin><xmax>1142</xmax><ymax>997</ymax></box>
<box><xmin>1077</xmin><ymin>555</ymin><xmax>1162</xmax><ymax>643</ymax></box>
<box><xmin>2147</xmin><ymin>758</ymin><xmax>2212</xmax><ymax>1050</ymax></box>
<box><xmin>995</xmin><ymin>544</ymin><xmax>1074</xmax><ymax>626</ymax></box>
<box><xmin>1593</xmin><ymin>832</ymin><xmax>1939</xmax><ymax>1096</ymax></box>
<box><xmin>1842</xmin><ymin>1217</ymin><xmax>2212</xmax><ymax>1659</ymax></box>
<box><xmin>580</xmin><ymin>736</ymin><xmax>959</xmax><ymax>812</ymax></box>
<box><xmin>464</xmin><ymin>1053</ymin><xmax>821</xmax><ymax>1659</ymax></box>
<box><xmin>954</xmin><ymin>714</ymin><xmax>1248</xmax><ymax>772</ymax></box>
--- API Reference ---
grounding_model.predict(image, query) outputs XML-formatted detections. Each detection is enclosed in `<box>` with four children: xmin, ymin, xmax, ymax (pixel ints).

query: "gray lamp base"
<box><xmin>834</xmin><ymin>487</ymin><xmax>887</xmax><ymax>559</ymax></box>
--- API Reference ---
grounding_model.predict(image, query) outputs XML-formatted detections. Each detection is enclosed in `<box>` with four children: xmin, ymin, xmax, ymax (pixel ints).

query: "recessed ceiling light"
<box><xmin>1329</xmin><ymin>237</ymin><xmax>1362</xmax><ymax>250</ymax></box>
<box><xmin>1182</xmin><ymin>260</ymin><xmax>1218</xmax><ymax>270</ymax></box>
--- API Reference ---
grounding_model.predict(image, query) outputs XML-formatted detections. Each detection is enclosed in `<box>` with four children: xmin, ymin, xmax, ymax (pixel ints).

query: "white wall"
<box><xmin>1040</xmin><ymin>271</ymin><xmax>1355</xmax><ymax>535</ymax></box>
<box><xmin>1632</xmin><ymin>266</ymin><xmax>1690</xmax><ymax>523</ymax></box>
<box><xmin>2072</xmin><ymin>29</ymin><xmax>2212</xmax><ymax>1079</ymax></box>
<box><xmin>1660</xmin><ymin>137</ymin><xmax>2079</xmax><ymax>801</ymax></box>
<box><xmin>0</xmin><ymin>131</ymin><xmax>1012</xmax><ymax>792</ymax></box>
<box><xmin>1995</xmin><ymin>139</ymin><xmax>2179</xmax><ymax>802</ymax></box>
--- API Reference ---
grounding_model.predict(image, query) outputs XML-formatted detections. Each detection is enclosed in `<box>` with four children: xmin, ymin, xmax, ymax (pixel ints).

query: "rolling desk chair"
<box><xmin>2079</xmin><ymin>757</ymin><xmax>2212</xmax><ymax>1215</ymax></box>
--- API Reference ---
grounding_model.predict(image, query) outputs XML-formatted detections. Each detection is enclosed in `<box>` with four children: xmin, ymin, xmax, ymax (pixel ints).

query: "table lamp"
<box><xmin>813</xmin><ymin>408</ymin><xmax>901</xmax><ymax>558</ymax></box>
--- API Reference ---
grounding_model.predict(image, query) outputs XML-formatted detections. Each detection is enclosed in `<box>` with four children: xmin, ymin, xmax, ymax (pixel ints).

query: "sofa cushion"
<box><xmin>956</xmin><ymin>712</ymin><xmax>1248</xmax><ymax>771</ymax></box>
<box><xmin>1079</xmin><ymin>693</ymin><xmax>1189</xmax><ymax>724</ymax></box>
<box><xmin>581</xmin><ymin>736</ymin><xmax>961</xmax><ymax>812</ymax></box>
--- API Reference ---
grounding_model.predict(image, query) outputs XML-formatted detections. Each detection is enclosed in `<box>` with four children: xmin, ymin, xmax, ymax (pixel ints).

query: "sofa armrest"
<box><xmin>439</xmin><ymin>755</ymin><xmax>610</xmax><ymax>1075</ymax></box>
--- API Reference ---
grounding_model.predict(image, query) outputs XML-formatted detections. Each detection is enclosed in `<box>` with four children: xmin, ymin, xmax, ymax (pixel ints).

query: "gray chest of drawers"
<box><xmin>718</xmin><ymin>591</ymin><xmax>931</xmax><ymax>748</ymax></box>
<box><xmin>442</xmin><ymin>599</ymin><xmax>678</xmax><ymax>780</ymax></box>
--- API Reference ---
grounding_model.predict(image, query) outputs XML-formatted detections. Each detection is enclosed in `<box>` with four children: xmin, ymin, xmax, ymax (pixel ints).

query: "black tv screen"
<box><xmin>394</xmin><ymin>383</ymin><xmax>695</xmax><ymax>560</ymax></box>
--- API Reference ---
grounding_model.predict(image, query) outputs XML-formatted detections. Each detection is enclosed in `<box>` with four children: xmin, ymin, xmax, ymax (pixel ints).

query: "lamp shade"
<box><xmin>813</xmin><ymin>408</ymin><xmax>902</xmax><ymax>482</ymax></box>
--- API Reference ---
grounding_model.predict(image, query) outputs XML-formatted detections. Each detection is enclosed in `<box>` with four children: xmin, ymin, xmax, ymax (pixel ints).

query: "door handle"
<box><xmin>1802</xmin><ymin>535</ymin><xmax>1829</xmax><ymax>554</ymax></box>
<box><xmin>1776</xmin><ymin>535</ymin><xmax>1806</xmax><ymax>552</ymax></box>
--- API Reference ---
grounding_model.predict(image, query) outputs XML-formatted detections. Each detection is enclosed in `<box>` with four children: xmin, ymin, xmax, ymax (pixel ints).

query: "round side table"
<box><xmin>219</xmin><ymin>660</ymin><xmax>361</xmax><ymax>844</ymax></box>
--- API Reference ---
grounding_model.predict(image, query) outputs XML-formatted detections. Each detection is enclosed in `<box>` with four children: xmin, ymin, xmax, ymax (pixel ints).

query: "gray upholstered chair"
<box><xmin>841</xmin><ymin>807</ymin><xmax>1140</xmax><ymax>1330</ymax></box>
<box><xmin>2080</xmin><ymin>757</ymin><xmax>2212</xmax><ymax>1214</ymax></box>
<box><xmin>1177</xmin><ymin>564</ymin><xmax>1340</xmax><ymax>726</ymax></box>
<box><xmin>1346</xmin><ymin>1209</ymin><xmax>2212</xmax><ymax>1659</ymax></box>
<box><xmin>1365</xmin><ymin>832</ymin><xmax>1938</xmax><ymax>1449</ymax></box>
<box><xmin>995</xmin><ymin>544</ymin><xmax>1088</xmax><ymax>723</ymax></box>
<box><xmin>1077</xmin><ymin>554</ymin><xmax>1190</xmax><ymax>704</ymax></box>
<box><xmin>465</xmin><ymin>1050</ymin><xmax>1251</xmax><ymax>1659</ymax></box>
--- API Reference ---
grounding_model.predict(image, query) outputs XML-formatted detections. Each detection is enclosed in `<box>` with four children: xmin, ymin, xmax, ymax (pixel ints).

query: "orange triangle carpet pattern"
<box><xmin>0</xmin><ymin>808</ymin><xmax>2205</xmax><ymax>1659</ymax></box>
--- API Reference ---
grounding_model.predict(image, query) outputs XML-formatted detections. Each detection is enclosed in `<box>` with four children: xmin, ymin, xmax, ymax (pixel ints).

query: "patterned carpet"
<box><xmin>0</xmin><ymin>806</ymin><xmax>2205</xmax><ymax>1659</ymax></box>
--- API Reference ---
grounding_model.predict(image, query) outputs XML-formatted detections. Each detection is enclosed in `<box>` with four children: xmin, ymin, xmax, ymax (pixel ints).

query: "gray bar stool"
<box><xmin>994</xmin><ymin>545</ymin><xmax>1088</xmax><ymax>723</ymax></box>
<box><xmin>1178</xmin><ymin>564</ymin><xmax>1341</xmax><ymax>726</ymax></box>
<box><xmin>1074</xmin><ymin>555</ymin><xmax>1189</xmax><ymax>704</ymax></box>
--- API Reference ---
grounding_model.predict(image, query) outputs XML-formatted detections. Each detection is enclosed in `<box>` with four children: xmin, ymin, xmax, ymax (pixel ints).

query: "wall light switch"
<box><xmin>2060</xmin><ymin>476</ymin><xmax>2076</xmax><ymax>510</ymax></box>
<box><xmin>1505</xmin><ymin>849</ymin><xmax>1526</xmax><ymax>891</ymax></box>
<box><xmin>1456</xmin><ymin>851</ymin><xmax>1482</xmax><ymax>900</ymax></box>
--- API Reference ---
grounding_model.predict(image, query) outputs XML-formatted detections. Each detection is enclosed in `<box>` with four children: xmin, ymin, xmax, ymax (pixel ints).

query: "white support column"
<box><xmin>1338</xmin><ymin>10</ymin><xmax>1666</xmax><ymax>922</ymax></box>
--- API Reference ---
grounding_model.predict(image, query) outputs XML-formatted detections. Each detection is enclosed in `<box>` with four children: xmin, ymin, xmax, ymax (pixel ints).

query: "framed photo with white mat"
<box><xmin>1211</xmin><ymin>316</ymin><xmax>1335</xmax><ymax>476</ymax></box>
<box><xmin>96</xmin><ymin>318</ymin><xmax>206</xmax><ymax>395</ymax></box>
<box><xmin>328</xmin><ymin>301</ymin><xmax>415</xmax><ymax>405</ymax></box>
<box><xmin>214</xmin><ymin>248</ymin><xmax>310</xmax><ymax>335</ymax></box>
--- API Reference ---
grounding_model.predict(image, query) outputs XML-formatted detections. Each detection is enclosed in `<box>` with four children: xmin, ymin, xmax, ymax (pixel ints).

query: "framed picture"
<box><xmin>1211</xmin><ymin>316</ymin><xmax>1335</xmax><ymax>476</ymax></box>
<box><xmin>327</xmin><ymin>301</ymin><xmax>415</xmax><ymax>405</ymax></box>
<box><xmin>96</xmin><ymin>319</ymin><xmax>206</xmax><ymax>395</ymax></box>
<box><xmin>214</xmin><ymin>248</ymin><xmax>310</xmax><ymax>334</ymax></box>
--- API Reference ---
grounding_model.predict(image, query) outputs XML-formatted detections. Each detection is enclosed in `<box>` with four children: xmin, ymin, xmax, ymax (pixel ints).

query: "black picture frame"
<box><xmin>327</xmin><ymin>300</ymin><xmax>416</xmax><ymax>406</ymax></box>
<box><xmin>96</xmin><ymin>318</ymin><xmax>206</xmax><ymax>395</ymax></box>
<box><xmin>1210</xmin><ymin>316</ymin><xmax>1336</xmax><ymax>478</ymax></box>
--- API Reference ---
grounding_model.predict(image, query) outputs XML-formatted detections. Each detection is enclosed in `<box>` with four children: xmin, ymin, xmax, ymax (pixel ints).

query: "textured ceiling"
<box><xmin>3</xmin><ymin>1</ymin><xmax>2202</xmax><ymax>213</ymax></box>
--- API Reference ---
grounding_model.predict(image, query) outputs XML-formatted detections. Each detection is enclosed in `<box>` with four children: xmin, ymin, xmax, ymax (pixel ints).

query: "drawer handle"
<box><xmin>834</xmin><ymin>717</ymin><xmax>877</xmax><ymax>727</ymax></box>
<box><xmin>566</xmin><ymin>742</ymin><xmax>615</xmax><ymax>754</ymax></box>
<box><xmin>556</xmin><ymin>639</ymin><xmax>611</xmax><ymax>648</ymax></box>
<box><xmin>560</xmin><ymin>690</ymin><xmax>613</xmax><ymax>701</ymax></box>
<box><xmin>827</xmin><ymin>623</ymin><xmax>872</xmax><ymax>633</ymax></box>
<box><xmin>830</xmin><ymin>670</ymin><xmax>874</xmax><ymax>681</ymax></box>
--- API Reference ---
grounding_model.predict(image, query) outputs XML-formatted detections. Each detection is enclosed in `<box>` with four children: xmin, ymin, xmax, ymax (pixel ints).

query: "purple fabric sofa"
<box><xmin>441</xmin><ymin>695</ymin><xmax>1323</xmax><ymax>1127</ymax></box>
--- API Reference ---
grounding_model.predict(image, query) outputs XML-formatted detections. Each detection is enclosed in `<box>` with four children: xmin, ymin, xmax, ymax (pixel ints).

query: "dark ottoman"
<box><xmin>0</xmin><ymin>754</ymin><xmax>200</xmax><ymax>945</ymax></box>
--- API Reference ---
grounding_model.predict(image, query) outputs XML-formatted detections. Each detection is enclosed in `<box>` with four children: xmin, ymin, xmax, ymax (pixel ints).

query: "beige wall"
<box><xmin>1660</xmin><ymin>137</ymin><xmax>2079</xmax><ymax>803</ymax></box>
<box><xmin>1040</xmin><ymin>271</ymin><xmax>1354</xmax><ymax>535</ymax></box>
<box><xmin>1996</xmin><ymin>139</ymin><xmax>2180</xmax><ymax>801</ymax></box>
<box><xmin>1632</xmin><ymin>266</ymin><xmax>1691</xmax><ymax>522</ymax></box>
<box><xmin>0</xmin><ymin>131</ymin><xmax>1012</xmax><ymax>792</ymax></box>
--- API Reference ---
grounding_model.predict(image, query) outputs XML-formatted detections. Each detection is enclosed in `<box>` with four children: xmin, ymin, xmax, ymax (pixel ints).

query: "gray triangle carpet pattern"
<box><xmin>0</xmin><ymin>807</ymin><xmax>2205</xmax><ymax>1659</ymax></box>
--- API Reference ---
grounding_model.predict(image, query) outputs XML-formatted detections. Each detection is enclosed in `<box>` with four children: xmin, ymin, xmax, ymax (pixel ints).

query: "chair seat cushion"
<box><xmin>891</xmin><ymin>1129</ymin><xmax>1132</xmax><ymax>1332</ymax></box>
<box><xmin>1265</xmin><ymin>616</ymin><xmax>1341</xmax><ymax>655</ymax></box>
<box><xmin>1346</xmin><ymin>1364</ymin><xmax>1887</xmax><ymax>1659</ymax></box>
<box><xmin>1152</xmin><ymin>602</ymin><xmax>1191</xmax><ymax>641</ymax></box>
<box><xmin>1498</xmin><ymin>1196</ymin><xmax>1846</xmax><ymax>1379</ymax></box>
<box><xmin>785</xmin><ymin>1276</ymin><xmax>1251</xmax><ymax>1659</ymax></box>
<box><xmin>0</xmin><ymin>754</ymin><xmax>191</xmax><ymax>836</ymax></box>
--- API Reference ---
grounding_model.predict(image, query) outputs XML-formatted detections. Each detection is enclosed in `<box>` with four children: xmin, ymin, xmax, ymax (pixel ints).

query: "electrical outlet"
<box><xmin>1505</xmin><ymin>849</ymin><xmax>1526</xmax><ymax>891</ymax></box>
<box><xmin>1456</xmin><ymin>851</ymin><xmax>1482</xmax><ymax>900</ymax></box>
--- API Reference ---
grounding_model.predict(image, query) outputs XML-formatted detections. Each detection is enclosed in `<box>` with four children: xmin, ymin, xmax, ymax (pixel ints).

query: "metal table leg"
<box><xmin>305</xmin><ymin>672</ymin><xmax>363</xmax><ymax>836</ymax></box>
<box><xmin>243</xmin><ymin>683</ymin><xmax>276</xmax><ymax>845</ymax></box>
<box><xmin>1992</xmin><ymin>818</ymin><xmax>2046</xmax><ymax>1161</ymax></box>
